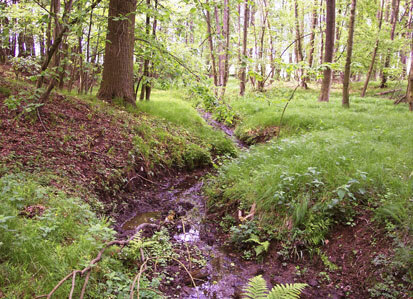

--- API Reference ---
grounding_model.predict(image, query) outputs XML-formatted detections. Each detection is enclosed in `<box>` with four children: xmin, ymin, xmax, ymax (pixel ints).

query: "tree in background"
<box><xmin>342</xmin><ymin>0</ymin><xmax>357</xmax><ymax>108</ymax></box>
<box><xmin>319</xmin><ymin>0</ymin><xmax>335</xmax><ymax>102</ymax></box>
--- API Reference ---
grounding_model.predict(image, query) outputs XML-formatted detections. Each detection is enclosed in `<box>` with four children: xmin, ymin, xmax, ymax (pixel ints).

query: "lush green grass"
<box><xmin>206</xmin><ymin>82</ymin><xmax>413</xmax><ymax>252</ymax></box>
<box><xmin>0</xmin><ymin>173</ymin><xmax>116</xmax><ymax>298</ymax></box>
<box><xmin>60</xmin><ymin>88</ymin><xmax>236</xmax><ymax>171</ymax></box>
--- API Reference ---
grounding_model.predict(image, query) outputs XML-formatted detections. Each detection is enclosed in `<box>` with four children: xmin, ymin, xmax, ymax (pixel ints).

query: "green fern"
<box><xmin>242</xmin><ymin>275</ymin><xmax>307</xmax><ymax>299</ymax></box>
<box><xmin>242</xmin><ymin>275</ymin><xmax>269</xmax><ymax>299</ymax></box>
<box><xmin>267</xmin><ymin>283</ymin><xmax>308</xmax><ymax>299</ymax></box>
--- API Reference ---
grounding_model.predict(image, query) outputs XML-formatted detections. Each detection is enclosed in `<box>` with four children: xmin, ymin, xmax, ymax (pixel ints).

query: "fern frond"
<box><xmin>267</xmin><ymin>283</ymin><xmax>308</xmax><ymax>299</ymax></box>
<box><xmin>242</xmin><ymin>275</ymin><xmax>269</xmax><ymax>299</ymax></box>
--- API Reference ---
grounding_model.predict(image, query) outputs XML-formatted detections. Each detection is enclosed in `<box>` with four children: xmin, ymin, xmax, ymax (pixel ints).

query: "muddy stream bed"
<box><xmin>112</xmin><ymin>111</ymin><xmax>386</xmax><ymax>299</ymax></box>
<box><xmin>115</xmin><ymin>113</ymin><xmax>250</xmax><ymax>298</ymax></box>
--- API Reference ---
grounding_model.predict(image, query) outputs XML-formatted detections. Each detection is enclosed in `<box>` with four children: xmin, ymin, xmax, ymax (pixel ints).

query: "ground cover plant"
<box><xmin>205</xmin><ymin>82</ymin><xmax>413</xmax><ymax>296</ymax></box>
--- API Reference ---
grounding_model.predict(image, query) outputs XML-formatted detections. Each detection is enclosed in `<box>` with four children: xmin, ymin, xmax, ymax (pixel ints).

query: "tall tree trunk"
<box><xmin>408</xmin><ymin>50</ymin><xmax>413</xmax><ymax>111</ymax></box>
<box><xmin>319</xmin><ymin>0</ymin><xmax>335</xmax><ymax>102</ymax></box>
<box><xmin>239</xmin><ymin>0</ymin><xmax>249</xmax><ymax>96</ymax></box>
<box><xmin>342</xmin><ymin>0</ymin><xmax>357</xmax><ymax>108</ymax></box>
<box><xmin>221</xmin><ymin>0</ymin><xmax>230</xmax><ymax>98</ymax></box>
<box><xmin>215</xmin><ymin>6</ymin><xmax>224</xmax><ymax>86</ymax></box>
<box><xmin>205</xmin><ymin>0</ymin><xmax>218</xmax><ymax>88</ymax></box>
<box><xmin>361</xmin><ymin>0</ymin><xmax>385</xmax><ymax>97</ymax></box>
<box><xmin>308</xmin><ymin>1</ymin><xmax>318</xmax><ymax>68</ymax></box>
<box><xmin>98</xmin><ymin>0</ymin><xmax>137</xmax><ymax>105</ymax></box>
<box><xmin>294</xmin><ymin>0</ymin><xmax>307</xmax><ymax>88</ymax></box>
<box><xmin>380</xmin><ymin>0</ymin><xmax>400</xmax><ymax>88</ymax></box>
<box><xmin>140</xmin><ymin>0</ymin><xmax>151</xmax><ymax>101</ymax></box>
<box><xmin>145</xmin><ymin>0</ymin><xmax>158</xmax><ymax>101</ymax></box>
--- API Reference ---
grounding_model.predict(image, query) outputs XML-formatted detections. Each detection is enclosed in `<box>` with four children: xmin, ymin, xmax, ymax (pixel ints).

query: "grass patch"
<box><xmin>0</xmin><ymin>173</ymin><xmax>116</xmax><ymax>297</ymax></box>
<box><xmin>207</xmin><ymin>82</ymin><xmax>413</xmax><ymax>250</ymax></box>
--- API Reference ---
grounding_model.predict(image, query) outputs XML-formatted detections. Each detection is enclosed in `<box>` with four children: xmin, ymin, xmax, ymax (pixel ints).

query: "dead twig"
<box><xmin>124</xmin><ymin>173</ymin><xmax>158</xmax><ymax>188</ymax></box>
<box><xmin>37</xmin><ymin>223</ymin><xmax>158</xmax><ymax>299</ymax></box>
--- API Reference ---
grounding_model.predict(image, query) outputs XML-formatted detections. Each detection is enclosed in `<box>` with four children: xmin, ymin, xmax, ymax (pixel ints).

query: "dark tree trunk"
<box><xmin>98</xmin><ymin>0</ymin><xmax>137</xmax><ymax>105</ymax></box>
<box><xmin>342</xmin><ymin>0</ymin><xmax>357</xmax><ymax>108</ymax></box>
<box><xmin>239</xmin><ymin>0</ymin><xmax>249</xmax><ymax>96</ymax></box>
<box><xmin>319</xmin><ymin>0</ymin><xmax>335</xmax><ymax>102</ymax></box>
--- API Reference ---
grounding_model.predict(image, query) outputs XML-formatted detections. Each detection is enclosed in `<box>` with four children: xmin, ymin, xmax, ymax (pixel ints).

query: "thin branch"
<box><xmin>277</xmin><ymin>85</ymin><xmax>299</xmax><ymax>139</ymax></box>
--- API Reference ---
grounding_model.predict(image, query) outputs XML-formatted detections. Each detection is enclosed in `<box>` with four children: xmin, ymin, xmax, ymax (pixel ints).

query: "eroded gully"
<box><xmin>116</xmin><ymin>110</ymin><xmax>250</xmax><ymax>298</ymax></box>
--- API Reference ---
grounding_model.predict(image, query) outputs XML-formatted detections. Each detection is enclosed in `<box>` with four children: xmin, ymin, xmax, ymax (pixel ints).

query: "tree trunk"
<box><xmin>239</xmin><ymin>0</ymin><xmax>249</xmax><ymax>96</ymax></box>
<box><xmin>361</xmin><ymin>0</ymin><xmax>385</xmax><ymax>97</ymax></box>
<box><xmin>294</xmin><ymin>0</ymin><xmax>307</xmax><ymax>88</ymax></box>
<box><xmin>408</xmin><ymin>55</ymin><xmax>413</xmax><ymax>111</ymax></box>
<box><xmin>140</xmin><ymin>0</ymin><xmax>151</xmax><ymax>101</ymax></box>
<box><xmin>221</xmin><ymin>0</ymin><xmax>230</xmax><ymax>98</ymax></box>
<box><xmin>215</xmin><ymin>6</ymin><xmax>224</xmax><ymax>86</ymax></box>
<box><xmin>319</xmin><ymin>0</ymin><xmax>335</xmax><ymax>102</ymax></box>
<box><xmin>342</xmin><ymin>0</ymin><xmax>357</xmax><ymax>108</ymax></box>
<box><xmin>380</xmin><ymin>0</ymin><xmax>400</xmax><ymax>88</ymax></box>
<box><xmin>205</xmin><ymin>0</ymin><xmax>218</xmax><ymax>88</ymax></box>
<box><xmin>308</xmin><ymin>1</ymin><xmax>318</xmax><ymax>68</ymax></box>
<box><xmin>98</xmin><ymin>0</ymin><xmax>137</xmax><ymax>105</ymax></box>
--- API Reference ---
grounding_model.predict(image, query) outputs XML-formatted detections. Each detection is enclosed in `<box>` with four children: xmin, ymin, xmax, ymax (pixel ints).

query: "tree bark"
<box><xmin>239</xmin><ymin>0</ymin><xmax>249</xmax><ymax>96</ymax></box>
<box><xmin>319</xmin><ymin>0</ymin><xmax>335</xmax><ymax>102</ymax></box>
<box><xmin>342</xmin><ymin>0</ymin><xmax>357</xmax><ymax>108</ymax></box>
<box><xmin>98</xmin><ymin>0</ymin><xmax>137</xmax><ymax>105</ymax></box>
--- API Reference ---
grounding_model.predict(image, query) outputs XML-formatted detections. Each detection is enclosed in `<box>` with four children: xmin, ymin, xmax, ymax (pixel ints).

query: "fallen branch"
<box><xmin>375</xmin><ymin>88</ymin><xmax>402</xmax><ymax>96</ymax></box>
<box><xmin>123</xmin><ymin>173</ymin><xmax>159</xmax><ymax>187</ymax></box>
<box><xmin>394</xmin><ymin>95</ymin><xmax>406</xmax><ymax>105</ymax></box>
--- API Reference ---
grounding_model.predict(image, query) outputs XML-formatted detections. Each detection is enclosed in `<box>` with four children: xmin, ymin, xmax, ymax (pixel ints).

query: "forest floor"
<box><xmin>0</xmin><ymin>65</ymin><xmax>412</xmax><ymax>298</ymax></box>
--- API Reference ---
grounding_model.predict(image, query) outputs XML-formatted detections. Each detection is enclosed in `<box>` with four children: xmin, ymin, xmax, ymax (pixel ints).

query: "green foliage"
<box><xmin>0</xmin><ymin>173</ymin><xmax>116</xmax><ymax>297</ymax></box>
<box><xmin>242</xmin><ymin>275</ymin><xmax>307</xmax><ymax>299</ymax></box>
<box><xmin>207</xmin><ymin>83</ymin><xmax>413</xmax><ymax>252</ymax></box>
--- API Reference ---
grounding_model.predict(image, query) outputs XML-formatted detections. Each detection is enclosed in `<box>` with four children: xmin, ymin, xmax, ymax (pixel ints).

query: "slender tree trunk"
<box><xmin>408</xmin><ymin>51</ymin><xmax>413</xmax><ymax>111</ymax></box>
<box><xmin>294</xmin><ymin>0</ymin><xmax>307</xmax><ymax>88</ymax></box>
<box><xmin>215</xmin><ymin>6</ymin><xmax>224</xmax><ymax>86</ymax></box>
<box><xmin>319</xmin><ymin>0</ymin><xmax>336</xmax><ymax>102</ymax></box>
<box><xmin>380</xmin><ymin>0</ymin><xmax>400</xmax><ymax>88</ymax></box>
<box><xmin>205</xmin><ymin>0</ymin><xmax>218</xmax><ymax>88</ymax></box>
<box><xmin>308</xmin><ymin>1</ymin><xmax>318</xmax><ymax>68</ymax></box>
<box><xmin>98</xmin><ymin>0</ymin><xmax>137</xmax><ymax>105</ymax></box>
<box><xmin>239</xmin><ymin>0</ymin><xmax>249</xmax><ymax>96</ymax></box>
<box><xmin>342</xmin><ymin>0</ymin><xmax>357</xmax><ymax>108</ymax></box>
<box><xmin>140</xmin><ymin>0</ymin><xmax>151</xmax><ymax>101</ymax></box>
<box><xmin>145</xmin><ymin>0</ymin><xmax>158</xmax><ymax>101</ymax></box>
<box><xmin>361</xmin><ymin>0</ymin><xmax>385</xmax><ymax>97</ymax></box>
<box><xmin>221</xmin><ymin>0</ymin><xmax>230</xmax><ymax>98</ymax></box>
